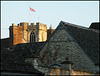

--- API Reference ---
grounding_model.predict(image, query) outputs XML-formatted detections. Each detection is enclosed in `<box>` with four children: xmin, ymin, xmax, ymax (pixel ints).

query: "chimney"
<box><xmin>50</xmin><ymin>25</ymin><xmax>52</xmax><ymax>29</ymax></box>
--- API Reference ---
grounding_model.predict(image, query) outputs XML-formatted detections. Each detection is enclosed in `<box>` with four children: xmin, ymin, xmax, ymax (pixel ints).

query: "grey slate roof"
<box><xmin>37</xmin><ymin>21</ymin><xmax>99</xmax><ymax>73</ymax></box>
<box><xmin>1</xmin><ymin>39</ymin><xmax>45</xmax><ymax>74</ymax></box>
<box><xmin>1</xmin><ymin>49</ymin><xmax>43</xmax><ymax>74</ymax></box>
<box><xmin>89</xmin><ymin>22</ymin><xmax>99</xmax><ymax>30</ymax></box>
<box><xmin>61</xmin><ymin>21</ymin><xmax>99</xmax><ymax>65</ymax></box>
<box><xmin>11</xmin><ymin>42</ymin><xmax>45</xmax><ymax>61</ymax></box>
<box><xmin>1</xmin><ymin>38</ymin><xmax>10</xmax><ymax>49</ymax></box>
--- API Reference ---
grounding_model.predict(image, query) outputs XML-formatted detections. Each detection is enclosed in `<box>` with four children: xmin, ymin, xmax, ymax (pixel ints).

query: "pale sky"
<box><xmin>1</xmin><ymin>1</ymin><xmax>99</xmax><ymax>39</ymax></box>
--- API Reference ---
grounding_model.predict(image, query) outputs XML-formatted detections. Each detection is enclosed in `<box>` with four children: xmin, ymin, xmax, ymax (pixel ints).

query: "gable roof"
<box><xmin>61</xmin><ymin>21</ymin><xmax>99</xmax><ymax>65</ymax></box>
<box><xmin>37</xmin><ymin>21</ymin><xmax>99</xmax><ymax>73</ymax></box>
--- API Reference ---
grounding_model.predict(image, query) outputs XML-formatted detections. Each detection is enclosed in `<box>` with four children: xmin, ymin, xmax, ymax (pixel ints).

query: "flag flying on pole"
<box><xmin>30</xmin><ymin>7</ymin><xmax>35</xmax><ymax>12</ymax></box>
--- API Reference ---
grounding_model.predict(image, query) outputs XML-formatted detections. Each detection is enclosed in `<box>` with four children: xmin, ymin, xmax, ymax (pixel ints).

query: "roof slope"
<box><xmin>11</xmin><ymin>42</ymin><xmax>45</xmax><ymax>61</ymax></box>
<box><xmin>38</xmin><ymin>21</ymin><xmax>98</xmax><ymax>73</ymax></box>
<box><xmin>1</xmin><ymin>49</ymin><xmax>42</xmax><ymax>74</ymax></box>
<box><xmin>89</xmin><ymin>22</ymin><xmax>100</xmax><ymax>30</ymax></box>
<box><xmin>1</xmin><ymin>38</ymin><xmax>10</xmax><ymax>49</ymax></box>
<box><xmin>61</xmin><ymin>21</ymin><xmax>99</xmax><ymax>65</ymax></box>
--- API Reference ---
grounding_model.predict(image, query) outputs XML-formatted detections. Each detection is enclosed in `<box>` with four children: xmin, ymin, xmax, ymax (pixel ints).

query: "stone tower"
<box><xmin>9</xmin><ymin>22</ymin><xmax>47</xmax><ymax>46</ymax></box>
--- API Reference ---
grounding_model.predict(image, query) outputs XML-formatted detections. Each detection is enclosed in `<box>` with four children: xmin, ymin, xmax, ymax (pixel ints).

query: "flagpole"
<box><xmin>29</xmin><ymin>6</ymin><xmax>35</xmax><ymax>25</ymax></box>
<box><xmin>29</xmin><ymin>6</ymin><xmax>30</xmax><ymax>25</ymax></box>
<box><xmin>29</xmin><ymin>2</ymin><xmax>31</xmax><ymax>25</ymax></box>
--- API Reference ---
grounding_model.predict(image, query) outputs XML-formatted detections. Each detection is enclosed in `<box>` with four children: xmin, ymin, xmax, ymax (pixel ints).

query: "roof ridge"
<box><xmin>61</xmin><ymin>21</ymin><xmax>88</xmax><ymax>27</ymax></box>
<box><xmin>36</xmin><ymin>22</ymin><xmax>62</xmax><ymax>54</ymax></box>
<box><xmin>61</xmin><ymin>21</ymin><xmax>99</xmax><ymax>33</ymax></box>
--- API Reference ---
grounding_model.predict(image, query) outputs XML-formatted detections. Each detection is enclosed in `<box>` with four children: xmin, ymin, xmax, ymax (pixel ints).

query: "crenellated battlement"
<box><xmin>31</xmin><ymin>23</ymin><xmax>34</xmax><ymax>26</ymax></box>
<box><xmin>20</xmin><ymin>22</ymin><xmax>29</xmax><ymax>26</ymax></box>
<box><xmin>12</xmin><ymin>22</ymin><xmax>47</xmax><ymax>28</ymax></box>
<box><xmin>12</xmin><ymin>22</ymin><xmax>28</xmax><ymax>26</ymax></box>
<box><xmin>9</xmin><ymin>22</ymin><xmax>53</xmax><ymax>45</ymax></box>
<box><xmin>36</xmin><ymin>22</ymin><xmax>47</xmax><ymax>31</ymax></box>
<box><xmin>11</xmin><ymin>22</ymin><xmax>47</xmax><ymax>31</ymax></box>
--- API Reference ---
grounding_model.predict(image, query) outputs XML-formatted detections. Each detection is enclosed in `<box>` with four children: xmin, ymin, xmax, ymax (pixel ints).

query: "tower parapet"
<box><xmin>36</xmin><ymin>22</ymin><xmax>47</xmax><ymax>31</ymax></box>
<box><xmin>9</xmin><ymin>22</ymin><xmax>49</xmax><ymax>45</ymax></box>
<box><xmin>20</xmin><ymin>22</ymin><xmax>29</xmax><ymax>29</ymax></box>
<box><xmin>31</xmin><ymin>23</ymin><xmax>34</xmax><ymax>26</ymax></box>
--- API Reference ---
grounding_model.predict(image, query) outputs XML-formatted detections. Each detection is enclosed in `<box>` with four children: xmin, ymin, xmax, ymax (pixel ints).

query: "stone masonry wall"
<box><xmin>12</xmin><ymin>25</ymin><xmax>23</xmax><ymax>45</ymax></box>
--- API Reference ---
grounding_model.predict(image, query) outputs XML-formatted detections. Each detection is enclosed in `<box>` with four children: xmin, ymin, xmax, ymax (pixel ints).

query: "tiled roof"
<box><xmin>11</xmin><ymin>42</ymin><xmax>45</xmax><ymax>61</ymax></box>
<box><xmin>37</xmin><ymin>21</ymin><xmax>99</xmax><ymax>73</ymax></box>
<box><xmin>1</xmin><ymin>49</ymin><xmax>43</xmax><ymax>74</ymax></box>
<box><xmin>61</xmin><ymin>21</ymin><xmax>99</xmax><ymax>65</ymax></box>
<box><xmin>89</xmin><ymin>22</ymin><xmax>99</xmax><ymax>30</ymax></box>
<box><xmin>1</xmin><ymin>38</ymin><xmax>10</xmax><ymax>49</ymax></box>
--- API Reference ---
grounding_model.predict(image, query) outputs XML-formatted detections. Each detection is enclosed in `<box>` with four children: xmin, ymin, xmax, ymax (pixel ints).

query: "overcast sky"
<box><xmin>1</xmin><ymin>1</ymin><xmax>99</xmax><ymax>39</ymax></box>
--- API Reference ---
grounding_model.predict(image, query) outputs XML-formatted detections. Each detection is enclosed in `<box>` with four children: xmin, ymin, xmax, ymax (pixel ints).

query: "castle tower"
<box><xmin>9</xmin><ymin>22</ymin><xmax>47</xmax><ymax>45</ymax></box>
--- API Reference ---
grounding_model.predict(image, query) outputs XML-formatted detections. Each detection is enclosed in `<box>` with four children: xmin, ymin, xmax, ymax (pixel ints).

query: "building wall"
<box><xmin>20</xmin><ymin>23</ymin><xmax>28</xmax><ymax>43</ymax></box>
<box><xmin>27</xmin><ymin>24</ymin><xmax>37</xmax><ymax>42</ymax></box>
<box><xmin>49</xmin><ymin>68</ymin><xmax>93</xmax><ymax>75</ymax></box>
<box><xmin>9</xmin><ymin>24</ymin><xmax>23</xmax><ymax>46</ymax></box>
<box><xmin>28</xmin><ymin>63</ymin><xmax>93</xmax><ymax>75</ymax></box>
<box><xmin>25</xmin><ymin>57</ymin><xmax>96</xmax><ymax>75</ymax></box>
<box><xmin>37</xmin><ymin>23</ymin><xmax>47</xmax><ymax>42</ymax></box>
